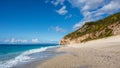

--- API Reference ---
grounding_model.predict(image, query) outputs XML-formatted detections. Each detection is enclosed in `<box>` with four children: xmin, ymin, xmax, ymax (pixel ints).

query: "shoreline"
<box><xmin>36</xmin><ymin>35</ymin><xmax>120</xmax><ymax>68</ymax></box>
<box><xmin>13</xmin><ymin>46</ymin><xmax>66</xmax><ymax>68</ymax></box>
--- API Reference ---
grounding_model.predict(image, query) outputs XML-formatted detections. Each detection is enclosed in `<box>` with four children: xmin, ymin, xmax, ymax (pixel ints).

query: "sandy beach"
<box><xmin>36</xmin><ymin>35</ymin><xmax>120</xmax><ymax>68</ymax></box>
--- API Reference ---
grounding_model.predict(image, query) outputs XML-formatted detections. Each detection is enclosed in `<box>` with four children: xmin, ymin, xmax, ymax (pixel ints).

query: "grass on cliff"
<box><xmin>64</xmin><ymin>12</ymin><xmax>120</xmax><ymax>42</ymax></box>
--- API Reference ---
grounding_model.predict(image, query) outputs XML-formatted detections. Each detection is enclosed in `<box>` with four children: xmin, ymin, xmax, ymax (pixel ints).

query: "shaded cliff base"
<box><xmin>37</xmin><ymin>35</ymin><xmax>120</xmax><ymax>68</ymax></box>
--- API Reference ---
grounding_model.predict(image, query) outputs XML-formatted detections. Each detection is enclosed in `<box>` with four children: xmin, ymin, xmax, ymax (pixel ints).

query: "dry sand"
<box><xmin>36</xmin><ymin>35</ymin><xmax>120</xmax><ymax>68</ymax></box>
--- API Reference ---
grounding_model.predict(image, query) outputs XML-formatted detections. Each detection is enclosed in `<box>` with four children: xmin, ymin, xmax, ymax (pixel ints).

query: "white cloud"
<box><xmin>68</xmin><ymin>0</ymin><xmax>105</xmax><ymax>11</ymax></box>
<box><xmin>95</xmin><ymin>0</ymin><xmax>120</xmax><ymax>15</ymax></box>
<box><xmin>17</xmin><ymin>39</ymin><xmax>28</xmax><ymax>43</ymax></box>
<box><xmin>68</xmin><ymin>0</ymin><xmax>120</xmax><ymax>29</ymax></box>
<box><xmin>45</xmin><ymin>0</ymin><xmax>120</xmax><ymax>29</ymax></box>
<box><xmin>46</xmin><ymin>0</ymin><xmax>68</xmax><ymax>16</ymax></box>
<box><xmin>11</xmin><ymin>38</ymin><xmax>15</xmax><ymax>43</ymax></box>
<box><xmin>4</xmin><ymin>38</ymin><xmax>40</xmax><ymax>43</ymax></box>
<box><xmin>55</xmin><ymin>26</ymin><xmax>65</xmax><ymax>32</ymax></box>
<box><xmin>4</xmin><ymin>38</ymin><xmax>28</xmax><ymax>43</ymax></box>
<box><xmin>50</xmin><ymin>26</ymin><xmax>66</xmax><ymax>32</ymax></box>
<box><xmin>51</xmin><ymin>0</ymin><xmax>65</xmax><ymax>6</ymax></box>
<box><xmin>65</xmin><ymin>14</ymin><xmax>72</xmax><ymax>19</ymax></box>
<box><xmin>73</xmin><ymin>21</ymin><xmax>86</xmax><ymax>30</ymax></box>
<box><xmin>32</xmin><ymin>38</ymin><xmax>39</xmax><ymax>43</ymax></box>
<box><xmin>56</xmin><ymin>6</ymin><xmax>68</xmax><ymax>15</ymax></box>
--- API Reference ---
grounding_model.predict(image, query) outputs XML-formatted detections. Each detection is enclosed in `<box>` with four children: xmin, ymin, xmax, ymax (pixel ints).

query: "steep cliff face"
<box><xmin>60</xmin><ymin>12</ymin><xmax>120</xmax><ymax>45</ymax></box>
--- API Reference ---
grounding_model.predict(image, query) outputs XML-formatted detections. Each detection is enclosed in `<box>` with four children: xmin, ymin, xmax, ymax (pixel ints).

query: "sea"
<box><xmin>0</xmin><ymin>44</ymin><xmax>60</xmax><ymax>68</ymax></box>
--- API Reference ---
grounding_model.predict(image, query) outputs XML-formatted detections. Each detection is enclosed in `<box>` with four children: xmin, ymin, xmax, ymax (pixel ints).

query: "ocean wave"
<box><xmin>0</xmin><ymin>46</ymin><xmax>58</xmax><ymax>68</ymax></box>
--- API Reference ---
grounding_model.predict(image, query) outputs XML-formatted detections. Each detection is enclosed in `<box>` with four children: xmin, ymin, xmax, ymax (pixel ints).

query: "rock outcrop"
<box><xmin>60</xmin><ymin>12</ymin><xmax>120</xmax><ymax>45</ymax></box>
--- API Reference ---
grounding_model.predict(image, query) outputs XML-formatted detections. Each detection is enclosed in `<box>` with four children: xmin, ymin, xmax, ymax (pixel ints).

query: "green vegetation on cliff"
<box><xmin>63</xmin><ymin>12</ymin><xmax>120</xmax><ymax>43</ymax></box>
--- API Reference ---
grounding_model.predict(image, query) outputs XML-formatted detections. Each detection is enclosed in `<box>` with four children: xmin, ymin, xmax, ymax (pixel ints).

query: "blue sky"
<box><xmin>0</xmin><ymin>0</ymin><xmax>120</xmax><ymax>44</ymax></box>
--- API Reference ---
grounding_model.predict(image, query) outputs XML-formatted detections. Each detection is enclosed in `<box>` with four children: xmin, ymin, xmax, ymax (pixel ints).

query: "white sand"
<box><xmin>37</xmin><ymin>35</ymin><xmax>120</xmax><ymax>68</ymax></box>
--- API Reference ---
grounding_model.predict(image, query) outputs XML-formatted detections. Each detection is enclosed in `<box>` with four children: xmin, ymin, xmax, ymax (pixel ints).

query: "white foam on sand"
<box><xmin>0</xmin><ymin>46</ymin><xmax>58</xmax><ymax>68</ymax></box>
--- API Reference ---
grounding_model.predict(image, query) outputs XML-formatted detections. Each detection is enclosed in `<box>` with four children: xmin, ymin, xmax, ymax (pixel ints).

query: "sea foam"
<box><xmin>0</xmin><ymin>46</ymin><xmax>57</xmax><ymax>68</ymax></box>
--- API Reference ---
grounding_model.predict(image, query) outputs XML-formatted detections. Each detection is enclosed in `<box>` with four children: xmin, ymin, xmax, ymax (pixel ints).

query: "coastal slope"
<box><xmin>60</xmin><ymin>12</ymin><xmax>120</xmax><ymax>45</ymax></box>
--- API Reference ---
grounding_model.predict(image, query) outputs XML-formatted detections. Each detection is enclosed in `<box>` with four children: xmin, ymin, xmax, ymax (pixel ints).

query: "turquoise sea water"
<box><xmin>0</xmin><ymin>44</ymin><xmax>58</xmax><ymax>68</ymax></box>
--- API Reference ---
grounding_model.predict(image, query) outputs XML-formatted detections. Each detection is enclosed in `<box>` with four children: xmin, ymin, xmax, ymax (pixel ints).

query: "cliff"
<box><xmin>60</xmin><ymin>12</ymin><xmax>120</xmax><ymax>45</ymax></box>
